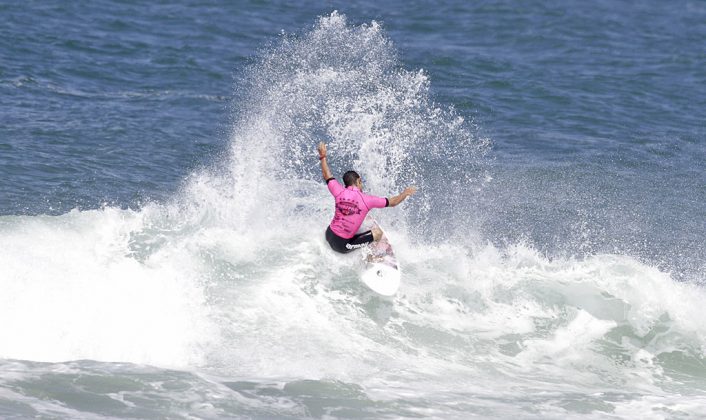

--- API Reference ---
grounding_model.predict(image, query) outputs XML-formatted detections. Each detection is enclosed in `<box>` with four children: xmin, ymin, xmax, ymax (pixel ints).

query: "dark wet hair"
<box><xmin>343</xmin><ymin>170</ymin><xmax>360</xmax><ymax>187</ymax></box>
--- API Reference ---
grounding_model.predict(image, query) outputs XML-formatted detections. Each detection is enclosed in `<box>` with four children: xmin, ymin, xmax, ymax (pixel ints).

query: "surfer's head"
<box><xmin>343</xmin><ymin>170</ymin><xmax>362</xmax><ymax>189</ymax></box>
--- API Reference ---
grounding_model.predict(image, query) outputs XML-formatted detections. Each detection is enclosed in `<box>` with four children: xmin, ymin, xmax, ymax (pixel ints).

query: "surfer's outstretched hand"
<box><xmin>318</xmin><ymin>142</ymin><xmax>333</xmax><ymax>180</ymax></box>
<box><xmin>388</xmin><ymin>185</ymin><xmax>418</xmax><ymax>207</ymax></box>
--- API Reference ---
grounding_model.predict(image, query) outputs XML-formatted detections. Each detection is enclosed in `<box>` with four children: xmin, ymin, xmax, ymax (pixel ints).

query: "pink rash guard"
<box><xmin>326</xmin><ymin>178</ymin><xmax>388</xmax><ymax>239</ymax></box>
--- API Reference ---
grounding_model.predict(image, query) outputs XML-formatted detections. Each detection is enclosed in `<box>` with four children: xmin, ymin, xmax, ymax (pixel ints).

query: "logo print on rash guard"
<box><xmin>336</xmin><ymin>198</ymin><xmax>361</xmax><ymax>216</ymax></box>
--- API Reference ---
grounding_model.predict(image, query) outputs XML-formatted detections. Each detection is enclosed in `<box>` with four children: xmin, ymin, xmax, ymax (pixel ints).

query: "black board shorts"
<box><xmin>325</xmin><ymin>226</ymin><xmax>374</xmax><ymax>254</ymax></box>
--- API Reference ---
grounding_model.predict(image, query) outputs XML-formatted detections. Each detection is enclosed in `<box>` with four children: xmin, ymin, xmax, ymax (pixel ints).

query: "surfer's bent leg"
<box><xmin>325</xmin><ymin>226</ymin><xmax>374</xmax><ymax>253</ymax></box>
<box><xmin>346</xmin><ymin>230</ymin><xmax>375</xmax><ymax>250</ymax></box>
<box><xmin>371</xmin><ymin>227</ymin><xmax>382</xmax><ymax>242</ymax></box>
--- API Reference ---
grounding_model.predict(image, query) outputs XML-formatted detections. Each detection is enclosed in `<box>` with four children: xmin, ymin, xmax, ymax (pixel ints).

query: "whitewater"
<box><xmin>1</xmin><ymin>12</ymin><xmax>705</xmax><ymax>419</ymax></box>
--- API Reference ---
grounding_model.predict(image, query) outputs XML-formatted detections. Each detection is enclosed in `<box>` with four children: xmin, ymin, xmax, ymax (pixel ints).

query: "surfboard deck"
<box><xmin>360</xmin><ymin>218</ymin><xmax>400</xmax><ymax>296</ymax></box>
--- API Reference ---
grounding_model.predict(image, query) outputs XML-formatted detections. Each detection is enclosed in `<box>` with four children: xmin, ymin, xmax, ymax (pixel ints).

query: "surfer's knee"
<box><xmin>372</xmin><ymin>227</ymin><xmax>382</xmax><ymax>241</ymax></box>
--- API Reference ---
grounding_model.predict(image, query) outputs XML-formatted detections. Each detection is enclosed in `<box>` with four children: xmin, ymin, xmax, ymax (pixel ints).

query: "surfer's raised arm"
<box><xmin>387</xmin><ymin>186</ymin><xmax>417</xmax><ymax>207</ymax></box>
<box><xmin>317</xmin><ymin>142</ymin><xmax>333</xmax><ymax>181</ymax></box>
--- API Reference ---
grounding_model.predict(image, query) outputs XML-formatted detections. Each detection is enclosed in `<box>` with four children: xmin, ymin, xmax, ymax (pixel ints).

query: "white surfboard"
<box><xmin>360</xmin><ymin>218</ymin><xmax>400</xmax><ymax>296</ymax></box>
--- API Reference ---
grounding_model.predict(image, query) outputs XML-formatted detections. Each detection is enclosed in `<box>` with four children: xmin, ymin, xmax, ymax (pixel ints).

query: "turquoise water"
<box><xmin>1</xmin><ymin>1</ymin><xmax>705</xmax><ymax>418</ymax></box>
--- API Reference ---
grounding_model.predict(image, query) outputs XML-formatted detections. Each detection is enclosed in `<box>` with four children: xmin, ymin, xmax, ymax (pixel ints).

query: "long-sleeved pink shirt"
<box><xmin>326</xmin><ymin>178</ymin><xmax>388</xmax><ymax>239</ymax></box>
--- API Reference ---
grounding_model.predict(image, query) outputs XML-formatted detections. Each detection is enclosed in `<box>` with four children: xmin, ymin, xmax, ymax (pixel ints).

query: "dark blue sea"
<box><xmin>1</xmin><ymin>1</ymin><xmax>705</xmax><ymax>418</ymax></box>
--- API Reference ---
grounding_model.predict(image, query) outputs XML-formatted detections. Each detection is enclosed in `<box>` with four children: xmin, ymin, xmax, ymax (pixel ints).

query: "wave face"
<box><xmin>1</xmin><ymin>11</ymin><xmax>705</xmax><ymax>419</ymax></box>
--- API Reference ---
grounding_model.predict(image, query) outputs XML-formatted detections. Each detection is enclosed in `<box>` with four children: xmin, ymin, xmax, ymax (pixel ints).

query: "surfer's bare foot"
<box><xmin>372</xmin><ymin>227</ymin><xmax>382</xmax><ymax>241</ymax></box>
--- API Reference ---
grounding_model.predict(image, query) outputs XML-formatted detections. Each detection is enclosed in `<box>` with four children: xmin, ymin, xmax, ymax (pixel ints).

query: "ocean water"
<box><xmin>1</xmin><ymin>1</ymin><xmax>705</xmax><ymax>418</ymax></box>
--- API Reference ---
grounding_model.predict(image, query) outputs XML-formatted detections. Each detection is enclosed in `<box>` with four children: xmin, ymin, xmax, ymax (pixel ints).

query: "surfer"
<box><xmin>318</xmin><ymin>142</ymin><xmax>417</xmax><ymax>253</ymax></box>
